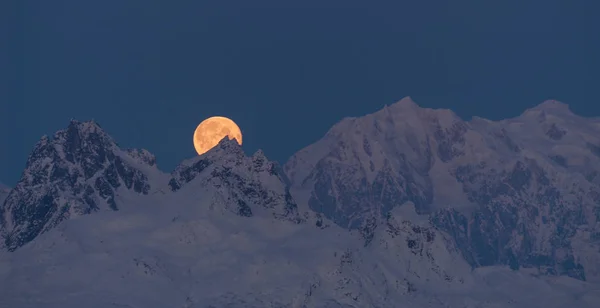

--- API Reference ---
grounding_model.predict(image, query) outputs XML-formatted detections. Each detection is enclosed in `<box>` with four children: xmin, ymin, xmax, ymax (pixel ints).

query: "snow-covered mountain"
<box><xmin>0</xmin><ymin>99</ymin><xmax>599</xmax><ymax>307</ymax></box>
<box><xmin>0</xmin><ymin>120</ymin><xmax>168</xmax><ymax>251</ymax></box>
<box><xmin>284</xmin><ymin>97</ymin><xmax>600</xmax><ymax>282</ymax></box>
<box><xmin>167</xmin><ymin>138</ymin><xmax>304</xmax><ymax>224</ymax></box>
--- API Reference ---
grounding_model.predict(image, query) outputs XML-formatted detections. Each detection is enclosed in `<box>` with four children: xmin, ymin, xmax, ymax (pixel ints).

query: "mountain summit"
<box><xmin>527</xmin><ymin>99</ymin><xmax>574</xmax><ymax>114</ymax></box>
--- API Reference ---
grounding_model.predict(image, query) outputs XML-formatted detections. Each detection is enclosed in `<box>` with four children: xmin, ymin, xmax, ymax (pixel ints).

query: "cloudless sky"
<box><xmin>1</xmin><ymin>0</ymin><xmax>599</xmax><ymax>185</ymax></box>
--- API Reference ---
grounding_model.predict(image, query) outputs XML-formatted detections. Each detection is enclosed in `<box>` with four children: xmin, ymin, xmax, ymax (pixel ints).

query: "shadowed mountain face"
<box><xmin>284</xmin><ymin>97</ymin><xmax>600</xmax><ymax>281</ymax></box>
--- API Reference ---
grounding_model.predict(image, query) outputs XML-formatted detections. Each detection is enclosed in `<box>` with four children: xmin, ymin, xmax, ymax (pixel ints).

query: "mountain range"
<box><xmin>1</xmin><ymin>97</ymin><xmax>599</xmax><ymax>307</ymax></box>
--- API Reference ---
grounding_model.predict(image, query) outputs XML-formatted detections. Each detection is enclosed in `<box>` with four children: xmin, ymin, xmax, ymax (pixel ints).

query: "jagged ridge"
<box><xmin>0</xmin><ymin>120</ymin><xmax>306</xmax><ymax>251</ymax></box>
<box><xmin>168</xmin><ymin>138</ymin><xmax>304</xmax><ymax>223</ymax></box>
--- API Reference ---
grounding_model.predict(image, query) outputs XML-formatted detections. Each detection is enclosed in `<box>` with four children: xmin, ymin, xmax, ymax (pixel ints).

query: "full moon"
<box><xmin>193</xmin><ymin>116</ymin><xmax>243</xmax><ymax>155</ymax></box>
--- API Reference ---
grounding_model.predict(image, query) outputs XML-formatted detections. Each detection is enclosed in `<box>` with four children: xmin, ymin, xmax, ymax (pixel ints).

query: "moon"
<box><xmin>193</xmin><ymin>116</ymin><xmax>243</xmax><ymax>155</ymax></box>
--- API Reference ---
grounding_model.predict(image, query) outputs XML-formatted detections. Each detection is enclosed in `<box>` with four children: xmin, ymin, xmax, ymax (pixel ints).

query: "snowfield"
<box><xmin>1</xmin><ymin>193</ymin><xmax>599</xmax><ymax>308</ymax></box>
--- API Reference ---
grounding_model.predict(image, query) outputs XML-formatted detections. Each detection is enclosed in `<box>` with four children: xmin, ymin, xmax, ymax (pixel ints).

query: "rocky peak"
<box><xmin>169</xmin><ymin>138</ymin><xmax>303</xmax><ymax>223</ymax></box>
<box><xmin>252</xmin><ymin>149</ymin><xmax>267</xmax><ymax>162</ymax></box>
<box><xmin>59</xmin><ymin>120</ymin><xmax>113</xmax><ymax>149</ymax></box>
<box><xmin>25</xmin><ymin>120</ymin><xmax>117</xmax><ymax>181</ymax></box>
<box><xmin>0</xmin><ymin>120</ymin><xmax>160</xmax><ymax>251</ymax></box>
<box><xmin>169</xmin><ymin>138</ymin><xmax>244</xmax><ymax>185</ymax></box>
<box><xmin>201</xmin><ymin>137</ymin><xmax>245</xmax><ymax>164</ymax></box>
<box><xmin>251</xmin><ymin>149</ymin><xmax>272</xmax><ymax>172</ymax></box>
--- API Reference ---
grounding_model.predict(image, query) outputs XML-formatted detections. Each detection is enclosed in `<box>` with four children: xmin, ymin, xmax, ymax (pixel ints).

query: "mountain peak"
<box><xmin>214</xmin><ymin>136</ymin><xmax>243</xmax><ymax>153</ymax></box>
<box><xmin>61</xmin><ymin>119</ymin><xmax>112</xmax><ymax>144</ymax></box>
<box><xmin>377</xmin><ymin>96</ymin><xmax>460</xmax><ymax>123</ymax></box>
<box><xmin>200</xmin><ymin>137</ymin><xmax>244</xmax><ymax>163</ymax></box>
<box><xmin>68</xmin><ymin>118</ymin><xmax>103</xmax><ymax>131</ymax></box>
<box><xmin>168</xmin><ymin>139</ymin><xmax>302</xmax><ymax>223</ymax></box>
<box><xmin>172</xmin><ymin>137</ymin><xmax>244</xmax><ymax>174</ymax></box>
<box><xmin>252</xmin><ymin>149</ymin><xmax>267</xmax><ymax>163</ymax></box>
<box><xmin>523</xmin><ymin>99</ymin><xmax>574</xmax><ymax>117</ymax></box>
<box><xmin>387</xmin><ymin>96</ymin><xmax>419</xmax><ymax>111</ymax></box>
<box><xmin>23</xmin><ymin>120</ymin><xmax>118</xmax><ymax>171</ymax></box>
<box><xmin>534</xmin><ymin>99</ymin><xmax>570</xmax><ymax>110</ymax></box>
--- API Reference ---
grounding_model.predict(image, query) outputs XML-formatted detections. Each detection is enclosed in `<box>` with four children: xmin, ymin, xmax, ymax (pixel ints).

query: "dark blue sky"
<box><xmin>1</xmin><ymin>0</ymin><xmax>598</xmax><ymax>185</ymax></box>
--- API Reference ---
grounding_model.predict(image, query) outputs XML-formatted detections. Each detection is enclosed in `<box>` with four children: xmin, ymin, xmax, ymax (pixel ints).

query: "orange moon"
<box><xmin>193</xmin><ymin>116</ymin><xmax>243</xmax><ymax>155</ymax></box>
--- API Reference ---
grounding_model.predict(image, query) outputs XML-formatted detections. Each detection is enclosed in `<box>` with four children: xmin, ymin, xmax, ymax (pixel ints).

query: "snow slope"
<box><xmin>1</xmin><ymin>187</ymin><xmax>598</xmax><ymax>308</ymax></box>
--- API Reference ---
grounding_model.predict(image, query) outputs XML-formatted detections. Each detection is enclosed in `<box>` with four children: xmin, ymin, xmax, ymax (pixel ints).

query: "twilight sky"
<box><xmin>1</xmin><ymin>0</ymin><xmax>598</xmax><ymax>185</ymax></box>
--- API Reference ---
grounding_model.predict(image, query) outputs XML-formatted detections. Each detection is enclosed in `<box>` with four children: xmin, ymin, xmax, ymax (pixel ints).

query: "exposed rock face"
<box><xmin>169</xmin><ymin>138</ymin><xmax>304</xmax><ymax>223</ymax></box>
<box><xmin>284</xmin><ymin>97</ymin><xmax>600</xmax><ymax>281</ymax></box>
<box><xmin>0</xmin><ymin>120</ymin><xmax>160</xmax><ymax>251</ymax></box>
<box><xmin>374</xmin><ymin>207</ymin><xmax>472</xmax><ymax>287</ymax></box>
